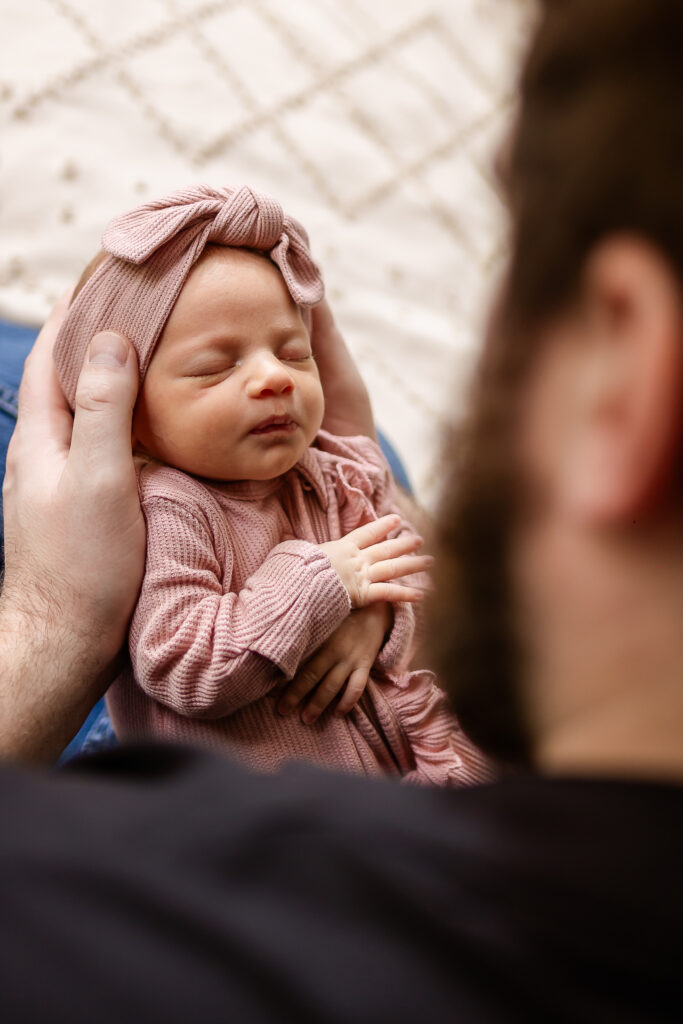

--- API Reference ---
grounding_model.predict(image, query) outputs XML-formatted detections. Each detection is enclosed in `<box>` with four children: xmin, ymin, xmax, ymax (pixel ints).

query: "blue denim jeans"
<box><xmin>0</xmin><ymin>317</ymin><xmax>414</xmax><ymax>762</ymax></box>
<box><xmin>0</xmin><ymin>321</ymin><xmax>38</xmax><ymax>558</ymax></box>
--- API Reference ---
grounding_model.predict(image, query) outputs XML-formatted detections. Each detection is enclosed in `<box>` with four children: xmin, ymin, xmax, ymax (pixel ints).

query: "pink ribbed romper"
<box><xmin>106</xmin><ymin>430</ymin><xmax>489</xmax><ymax>784</ymax></box>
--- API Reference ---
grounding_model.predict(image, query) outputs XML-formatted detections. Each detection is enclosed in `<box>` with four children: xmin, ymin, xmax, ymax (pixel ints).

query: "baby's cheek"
<box><xmin>132</xmin><ymin>384</ymin><xmax>186</xmax><ymax>459</ymax></box>
<box><xmin>310</xmin><ymin>379</ymin><xmax>325</xmax><ymax>429</ymax></box>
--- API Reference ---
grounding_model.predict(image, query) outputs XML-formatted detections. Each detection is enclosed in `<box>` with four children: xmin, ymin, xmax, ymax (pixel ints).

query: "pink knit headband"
<box><xmin>53</xmin><ymin>184</ymin><xmax>325</xmax><ymax>408</ymax></box>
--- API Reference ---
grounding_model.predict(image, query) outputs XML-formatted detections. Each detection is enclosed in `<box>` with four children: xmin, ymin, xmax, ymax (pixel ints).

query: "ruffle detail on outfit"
<box><xmin>332</xmin><ymin>458</ymin><xmax>384</xmax><ymax>532</ymax></box>
<box><xmin>385</xmin><ymin>669</ymin><xmax>494</xmax><ymax>787</ymax></box>
<box><xmin>311</xmin><ymin>432</ymin><xmax>391</xmax><ymax>534</ymax></box>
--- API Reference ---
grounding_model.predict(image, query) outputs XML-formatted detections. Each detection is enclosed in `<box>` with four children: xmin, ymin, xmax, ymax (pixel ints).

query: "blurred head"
<box><xmin>431</xmin><ymin>0</ymin><xmax>683</xmax><ymax>767</ymax></box>
<box><xmin>132</xmin><ymin>246</ymin><xmax>325</xmax><ymax>481</ymax></box>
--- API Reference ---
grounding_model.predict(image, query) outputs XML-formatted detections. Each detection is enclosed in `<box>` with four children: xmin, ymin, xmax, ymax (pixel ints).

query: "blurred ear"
<box><xmin>563</xmin><ymin>237</ymin><xmax>683</xmax><ymax>523</ymax></box>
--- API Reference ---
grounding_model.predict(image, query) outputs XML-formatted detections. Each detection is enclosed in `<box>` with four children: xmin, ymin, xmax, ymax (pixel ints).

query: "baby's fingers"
<box><xmin>278</xmin><ymin>650</ymin><xmax>334</xmax><ymax>715</ymax></box>
<box><xmin>336</xmin><ymin>668</ymin><xmax>370</xmax><ymax>716</ymax></box>
<box><xmin>369</xmin><ymin>553</ymin><xmax>433</xmax><ymax>583</ymax></box>
<box><xmin>365</xmin><ymin>534</ymin><xmax>423</xmax><ymax>563</ymax></box>
<box><xmin>365</xmin><ymin>582</ymin><xmax>425</xmax><ymax>604</ymax></box>
<box><xmin>345</xmin><ymin>513</ymin><xmax>401</xmax><ymax>549</ymax></box>
<box><xmin>302</xmin><ymin>664</ymin><xmax>350</xmax><ymax>724</ymax></box>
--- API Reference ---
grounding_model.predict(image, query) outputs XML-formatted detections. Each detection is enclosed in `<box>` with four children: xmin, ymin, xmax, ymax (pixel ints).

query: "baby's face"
<box><xmin>133</xmin><ymin>246</ymin><xmax>324</xmax><ymax>481</ymax></box>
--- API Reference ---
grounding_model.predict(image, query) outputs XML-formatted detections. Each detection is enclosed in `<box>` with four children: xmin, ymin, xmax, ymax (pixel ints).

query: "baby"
<box><xmin>54</xmin><ymin>184</ymin><xmax>489</xmax><ymax>785</ymax></box>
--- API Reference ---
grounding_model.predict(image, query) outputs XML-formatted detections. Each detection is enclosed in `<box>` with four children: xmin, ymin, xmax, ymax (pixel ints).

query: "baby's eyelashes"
<box><xmin>182</xmin><ymin>349</ymin><xmax>314</xmax><ymax>379</ymax></box>
<box><xmin>278</xmin><ymin>345</ymin><xmax>314</xmax><ymax>362</ymax></box>
<box><xmin>184</xmin><ymin>364</ymin><xmax>236</xmax><ymax>379</ymax></box>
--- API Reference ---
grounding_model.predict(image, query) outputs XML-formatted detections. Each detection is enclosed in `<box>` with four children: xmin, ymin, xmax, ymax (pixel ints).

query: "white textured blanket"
<box><xmin>0</xmin><ymin>0</ymin><xmax>534</xmax><ymax>506</ymax></box>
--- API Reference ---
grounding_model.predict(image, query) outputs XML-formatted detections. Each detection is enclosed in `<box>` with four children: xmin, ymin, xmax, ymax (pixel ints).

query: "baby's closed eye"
<box><xmin>279</xmin><ymin>342</ymin><xmax>314</xmax><ymax>363</ymax></box>
<box><xmin>182</xmin><ymin>362</ymin><xmax>236</xmax><ymax>383</ymax></box>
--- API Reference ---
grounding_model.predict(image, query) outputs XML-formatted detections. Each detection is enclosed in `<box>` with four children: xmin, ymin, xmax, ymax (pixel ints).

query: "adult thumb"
<box><xmin>69</xmin><ymin>331</ymin><xmax>139</xmax><ymax>477</ymax></box>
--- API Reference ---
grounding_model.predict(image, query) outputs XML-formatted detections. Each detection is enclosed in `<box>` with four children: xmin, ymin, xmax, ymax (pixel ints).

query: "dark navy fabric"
<box><xmin>2</xmin><ymin>748</ymin><xmax>682</xmax><ymax>1022</ymax></box>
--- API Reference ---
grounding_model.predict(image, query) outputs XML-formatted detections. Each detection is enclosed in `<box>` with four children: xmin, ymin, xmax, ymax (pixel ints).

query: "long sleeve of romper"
<box><xmin>130</xmin><ymin>495</ymin><xmax>351</xmax><ymax>719</ymax></box>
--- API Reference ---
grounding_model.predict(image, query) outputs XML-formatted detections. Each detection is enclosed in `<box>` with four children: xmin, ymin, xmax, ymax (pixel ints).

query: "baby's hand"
<box><xmin>277</xmin><ymin>603</ymin><xmax>392</xmax><ymax>724</ymax></box>
<box><xmin>320</xmin><ymin>514</ymin><xmax>432</xmax><ymax>608</ymax></box>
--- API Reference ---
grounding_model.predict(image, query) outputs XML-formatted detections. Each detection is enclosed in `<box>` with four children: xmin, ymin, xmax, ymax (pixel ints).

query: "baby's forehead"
<box><xmin>178</xmin><ymin>244</ymin><xmax>289</xmax><ymax>306</ymax></box>
<box><xmin>156</xmin><ymin>244</ymin><xmax>307</xmax><ymax>354</ymax></box>
<box><xmin>193</xmin><ymin>243</ymin><xmax>274</xmax><ymax>279</ymax></box>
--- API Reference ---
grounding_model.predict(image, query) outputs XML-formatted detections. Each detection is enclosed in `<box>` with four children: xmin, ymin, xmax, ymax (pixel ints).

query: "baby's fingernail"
<box><xmin>89</xmin><ymin>331</ymin><xmax>128</xmax><ymax>367</ymax></box>
<box><xmin>301</xmin><ymin>710</ymin><xmax>315</xmax><ymax>725</ymax></box>
<box><xmin>424</xmin><ymin>555</ymin><xmax>435</xmax><ymax>565</ymax></box>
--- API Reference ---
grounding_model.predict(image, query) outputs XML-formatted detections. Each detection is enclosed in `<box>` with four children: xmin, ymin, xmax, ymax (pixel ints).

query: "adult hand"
<box><xmin>311</xmin><ymin>299</ymin><xmax>377</xmax><ymax>441</ymax></box>
<box><xmin>277</xmin><ymin>603</ymin><xmax>392</xmax><ymax>723</ymax></box>
<box><xmin>0</xmin><ymin>295</ymin><xmax>144</xmax><ymax>762</ymax></box>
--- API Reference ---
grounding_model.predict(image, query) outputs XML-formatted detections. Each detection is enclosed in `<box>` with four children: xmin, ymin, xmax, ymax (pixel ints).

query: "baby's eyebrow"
<box><xmin>271</xmin><ymin>323</ymin><xmax>309</xmax><ymax>343</ymax></box>
<box><xmin>178</xmin><ymin>335</ymin><xmax>241</xmax><ymax>357</ymax></box>
<box><xmin>168</xmin><ymin>340</ymin><xmax>239</xmax><ymax>373</ymax></box>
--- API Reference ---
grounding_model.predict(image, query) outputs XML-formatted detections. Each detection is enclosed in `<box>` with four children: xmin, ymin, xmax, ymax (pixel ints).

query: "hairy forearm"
<box><xmin>0</xmin><ymin>314</ymin><xmax>145</xmax><ymax>763</ymax></box>
<box><xmin>0</xmin><ymin>600</ymin><xmax>109</xmax><ymax>762</ymax></box>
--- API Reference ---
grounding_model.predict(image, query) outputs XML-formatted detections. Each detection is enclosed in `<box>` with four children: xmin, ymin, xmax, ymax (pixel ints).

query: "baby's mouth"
<box><xmin>250</xmin><ymin>415</ymin><xmax>298</xmax><ymax>435</ymax></box>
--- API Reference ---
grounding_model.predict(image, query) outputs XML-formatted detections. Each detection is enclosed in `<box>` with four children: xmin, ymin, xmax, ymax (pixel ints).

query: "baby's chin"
<box><xmin>225</xmin><ymin>449</ymin><xmax>305</xmax><ymax>482</ymax></box>
<box><xmin>130</xmin><ymin>447</ymin><xmax>306</xmax><ymax>482</ymax></box>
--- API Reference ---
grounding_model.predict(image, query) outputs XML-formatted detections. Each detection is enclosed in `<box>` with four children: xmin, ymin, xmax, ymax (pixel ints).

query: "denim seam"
<box><xmin>0</xmin><ymin>384</ymin><xmax>18</xmax><ymax>419</ymax></box>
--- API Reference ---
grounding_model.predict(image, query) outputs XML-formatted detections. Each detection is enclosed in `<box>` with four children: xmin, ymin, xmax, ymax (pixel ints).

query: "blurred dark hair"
<box><xmin>430</xmin><ymin>0</ymin><xmax>683</xmax><ymax>764</ymax></box>
<box><xmin>505</xmin><ymin>0</ymin><xmax>683</xmax><ymax>335</ymax></box>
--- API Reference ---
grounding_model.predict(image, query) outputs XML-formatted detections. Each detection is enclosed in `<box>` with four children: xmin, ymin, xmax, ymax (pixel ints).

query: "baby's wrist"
<box><xmin>367</xmin><ymin>600</ymin><xmax>392</xmax><ymax>633</ymax></box>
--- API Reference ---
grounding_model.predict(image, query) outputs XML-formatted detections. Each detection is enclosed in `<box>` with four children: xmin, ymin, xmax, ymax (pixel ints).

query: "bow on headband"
<box><xmin>54</xmin><ymin>184</ymin><xmax>325</xmax><ymax>408</ymax></box>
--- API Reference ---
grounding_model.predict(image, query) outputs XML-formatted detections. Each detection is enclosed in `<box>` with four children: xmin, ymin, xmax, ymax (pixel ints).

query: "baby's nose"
<box><xmin>247</xmin><ymin>353</ymin><xmax>294</xmax><ymax>397</ymax></box>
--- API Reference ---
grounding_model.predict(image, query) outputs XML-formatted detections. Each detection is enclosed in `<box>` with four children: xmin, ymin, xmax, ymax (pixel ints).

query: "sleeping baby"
<box><xmin>54</xmin><ymin>184</ymin><xmax>489</xmax><ymax>785</ymax></box>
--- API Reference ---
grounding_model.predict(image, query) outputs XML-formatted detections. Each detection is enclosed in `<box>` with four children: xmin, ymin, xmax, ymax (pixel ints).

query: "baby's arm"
<box><xmin>277</xmin><ymin>603</ymin><xmax>392</xmax><ymax>723</ymax></box>
<box><xmin>130</xmin><ymin>496</ymin><xmax>352</xmax><ymax>719</ymax></box>
<box><xmin>131</xmin><ymin>499</ymin><xmax>428</xmax><ymax>720</ymax></box>
<box><xmin>277</xmin><ymin>444</ymin><xmax>432</xmax><ymax>722</ymax></box>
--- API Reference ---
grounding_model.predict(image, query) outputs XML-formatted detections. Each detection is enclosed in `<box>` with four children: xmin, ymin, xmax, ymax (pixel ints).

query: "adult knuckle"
<box><xmin>21</xmin><ymin>347</ymin><xmax>38</xmax><ymax>379</ymax></box>
<box><xmin>89</xmin><ymin>462</ymin><xmax>126</xmax><ymax>493</ymax></box>
<box><xmin>75</xmin><ymin>371</ymin><xmax>121</xmax><ymax>411</ymax></box>
<box><xmin>3</xmin><ymin>439</ymin><xmax>18</xmax><ymax>482</ymax></box>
